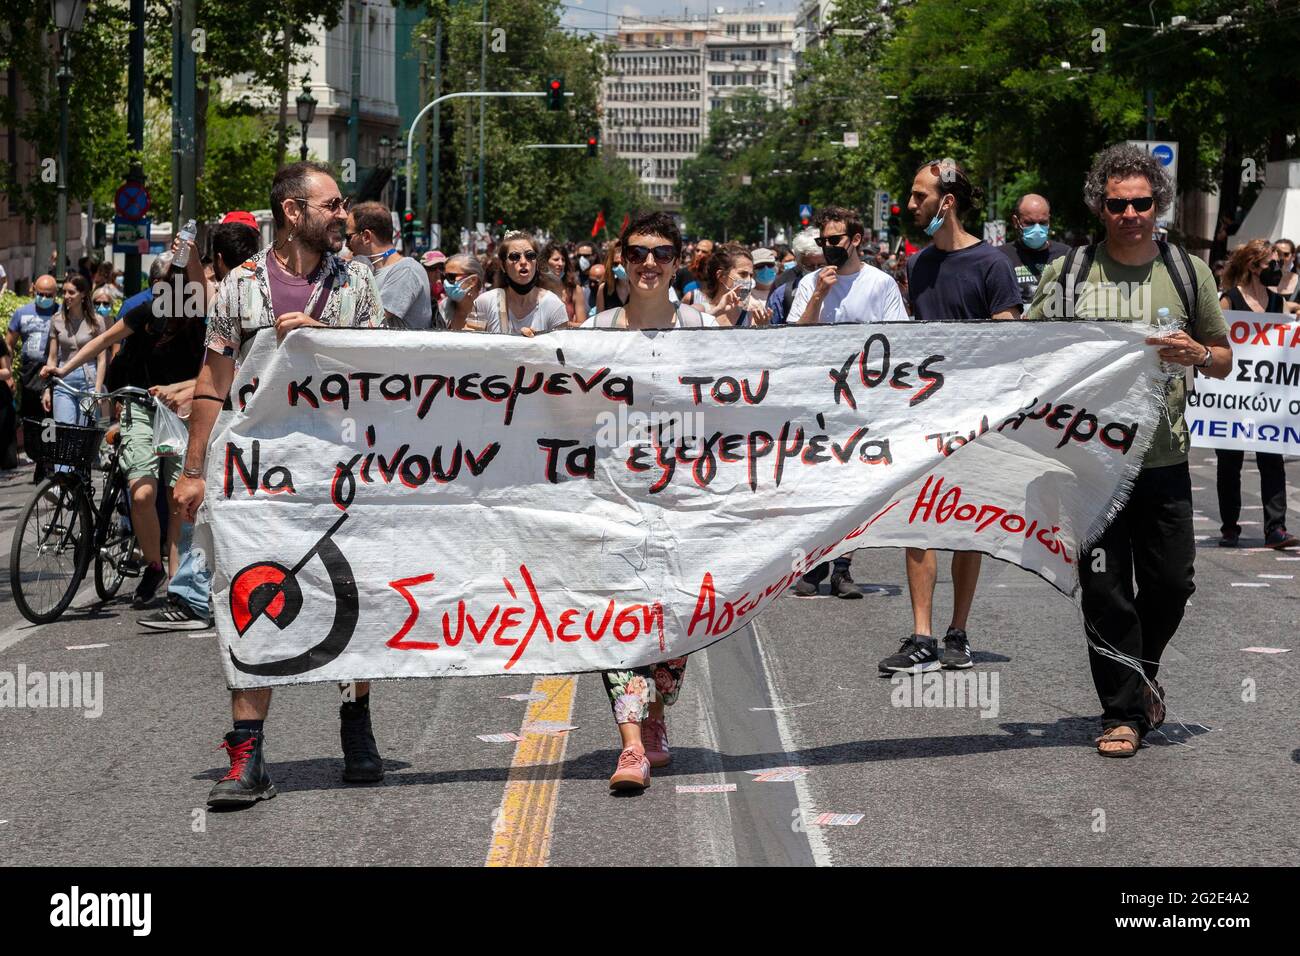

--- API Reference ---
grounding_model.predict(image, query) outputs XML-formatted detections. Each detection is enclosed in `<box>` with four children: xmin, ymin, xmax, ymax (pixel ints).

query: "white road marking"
<box><xmin>0</xmin><ymin>581</ymin><xmax>101</xmax><ymax>654</ymax></box>
<box><xmin>66</xmin><ymin>643</ymin><xmax>109</xmax><ymax>650</ymax></box>
<box><xmin>752</xmin><ymin>619</ymin><xmax>832</xmax><ymax>867</ymax></box>
<box><xmin>1231</xmin><ymin>582</ymin><xmax>1270</xmax><ymax>587</ymax></box>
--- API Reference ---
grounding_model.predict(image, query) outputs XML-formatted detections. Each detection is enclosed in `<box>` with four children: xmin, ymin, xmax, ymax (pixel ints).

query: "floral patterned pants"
<box><xmin>602</xmin><ymin>658</ymin><xmax>688</xmax><ymax>724</ymax></box>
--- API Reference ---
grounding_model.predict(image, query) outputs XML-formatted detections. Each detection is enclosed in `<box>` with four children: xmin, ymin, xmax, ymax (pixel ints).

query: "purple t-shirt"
<box><xmin>266</xmin><ymin>252</ymin><xmax>318</xmax><ymax>317</ymax></box>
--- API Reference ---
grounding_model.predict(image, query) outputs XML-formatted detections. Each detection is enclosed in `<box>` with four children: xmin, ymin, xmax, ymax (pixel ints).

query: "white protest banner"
<box><xmin>1187</xmin><ymin>310</ymin><xmax>1300</xmax><ymax>455</ymax></box>
<box><xmin>201</xmin><ymin>322</ymin><xmax>1162</xmax><ymax>689</ymax></box>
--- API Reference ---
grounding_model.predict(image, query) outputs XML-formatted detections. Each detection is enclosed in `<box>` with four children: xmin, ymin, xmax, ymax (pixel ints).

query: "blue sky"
<box><xmin>559</xmin><ymin>0</ymin><xmax>804</xmax><ymax>37</ymax></box>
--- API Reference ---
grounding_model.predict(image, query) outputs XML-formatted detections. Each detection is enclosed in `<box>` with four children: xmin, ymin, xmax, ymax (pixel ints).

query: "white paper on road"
<box><xmin>1187</xmin><ymin>309</ymin><xmax>1300</xmax><ymax>455</ymax></box>
<box><xmin>202</xmin><ymin>322</ymin><xmax>1163</xmax><ymax>689</ymax></box>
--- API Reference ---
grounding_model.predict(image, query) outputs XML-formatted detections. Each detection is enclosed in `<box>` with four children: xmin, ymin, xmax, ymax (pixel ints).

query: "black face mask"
<box><xmin>1260</xmin><ymin>262</ymin><xmax>1283</xmax><ymax>286</ymax></box>
<box><xmin>506</xmin><ymin>272</ymin><xmax>538</xmax><ymax>295</ymax></box>
<box><xmin>822</xmin><ymin>243</ymin><xmax>850</xmax><ymax>269</ymax></box>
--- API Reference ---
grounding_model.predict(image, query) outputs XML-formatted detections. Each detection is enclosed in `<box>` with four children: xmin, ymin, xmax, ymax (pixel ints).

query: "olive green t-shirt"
<box><xmin>1026</xmin><ymin>242</ymin><xmax>1228</xmax><ymax>469</ymax></box>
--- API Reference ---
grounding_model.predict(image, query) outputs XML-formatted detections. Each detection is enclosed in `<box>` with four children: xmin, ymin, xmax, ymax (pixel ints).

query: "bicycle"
<box><xmin>8</xmin><ymin>380</ymin><xmax>155</xmax><ymax>624</ymax></box>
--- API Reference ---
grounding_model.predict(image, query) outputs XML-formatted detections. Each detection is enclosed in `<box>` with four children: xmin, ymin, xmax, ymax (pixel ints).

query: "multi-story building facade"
<box><xmin>603</xmin><ymin>10</ymin><xmax>796</xmax><ymax>210</ymax></box>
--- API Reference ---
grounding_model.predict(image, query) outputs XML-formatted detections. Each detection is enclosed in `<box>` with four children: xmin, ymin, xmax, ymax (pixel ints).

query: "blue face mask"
<box><xmin>95</xmin><ymin>304</ymin><xmax>112</xmax><ymax>317</ymax></box>
<box><xmin>35</xmin><ymin>295</ymin><xmax>56</xmax><ymax>310</ymax></box>
<box><xmin>782</xmin><ymin>261</ymin><xmax>796</xmax><ymax>271</ymax></box>
<box><xmin>445</xmin><ymin>279</ymin><xmax>468</xmax><ymax>302</ymax></box>
<box><xmin>612</xmin><ymin>265</ymin><xmax>627</xmax><ymax>281</ymax></box>
<box><xmin>924</xmin><ymin>201</ymin><xmax>947</xmax><ymax>237</ymax></box>
<box><xmin>1020</xmin><ymin>223</ymin><xmax>1049</xmax><ymax>250</ymax></box>
<box><xmin>755</xmin><ymin>266</ymin><xmax>778</xmax><ymax>285</ymax></box>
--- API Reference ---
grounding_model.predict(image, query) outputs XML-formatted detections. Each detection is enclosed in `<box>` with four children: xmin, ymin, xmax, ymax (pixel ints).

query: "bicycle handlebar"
<box><xmin>49</xmin><ymin>377</ymin><xmax>155</xmax><ymax>406</ymax></box>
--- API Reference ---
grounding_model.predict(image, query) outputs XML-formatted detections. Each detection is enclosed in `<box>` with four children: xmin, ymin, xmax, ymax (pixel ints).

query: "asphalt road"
<box><xmin>1</xmin><ymin>452</ymin><xmax>1297</xmax><ymax>867</ymax></box>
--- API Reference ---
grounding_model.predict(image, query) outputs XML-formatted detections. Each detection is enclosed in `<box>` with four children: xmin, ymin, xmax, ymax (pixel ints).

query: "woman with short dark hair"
<box><xmin>580</xmin><ymin>210</ymin><xmax>717</xmax><ymax>791</ymax></box>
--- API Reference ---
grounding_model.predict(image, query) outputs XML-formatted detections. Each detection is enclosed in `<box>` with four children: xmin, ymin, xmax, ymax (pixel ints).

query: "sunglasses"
<box><xmin>293</xmin><ymin>196</ymin><xmax>352</xmax><ymax>213</ymax></box>
<box><xmin>506</xmin><ymin>251</ymin><xmax>538</xmax><ymax>263</ymax></box>
<box><xmin>1103</xmin><ymin>196</ymin><xmax>1155</xmax><ymax>214</ymax></box>
<box><xmin>814</xmin><ymin>234</ymin><xmax>849</xmax><ymax>248</ymax></box>
<box><xmin>443</xmin><ymin>273</ymin><xmax>469</xmax><ymax>283</ymax></box>
<box><xmin>624</xmin><ymin>244</ymin><xmax>676</xmax><ymax>265</ymax></box>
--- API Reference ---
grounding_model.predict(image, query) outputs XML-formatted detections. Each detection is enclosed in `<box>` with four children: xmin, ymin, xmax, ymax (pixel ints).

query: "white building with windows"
<box><xmin>603</xmin><ymin>10</ymin><xmax>797</xmax><ymax>210</ymax></box>
<box><xmin>226</xmin><ymin>1</ymin><xmax>400</xmax><ymax>175</ymax></box>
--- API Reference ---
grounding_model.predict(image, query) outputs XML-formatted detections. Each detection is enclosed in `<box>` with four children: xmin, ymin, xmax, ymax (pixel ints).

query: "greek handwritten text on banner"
<box><xmin>203</xmin><ymin>323</ymin><xmax>1161</xmax><ymax>688</ymax></box>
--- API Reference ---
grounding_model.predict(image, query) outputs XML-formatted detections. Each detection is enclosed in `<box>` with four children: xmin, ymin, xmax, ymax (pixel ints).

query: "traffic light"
<box><xmin>546</xmin><ymin>76</ymin><xmax>564</xmax><ymax>110</ymax></box>
<box><xmin>586</xmin><ymin>131</ymin><xmax>599</xmax><ymax>157</ymax></box>
<box><xmin>888</xmin><ymin>203</ymin><xmax>902</xmax><ymax>234</ymax></box>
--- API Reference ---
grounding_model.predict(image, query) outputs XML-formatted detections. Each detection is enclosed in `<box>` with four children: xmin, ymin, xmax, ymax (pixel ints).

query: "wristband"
<box><xmin>193</xmin><ymin>394</ymin><xmax>224</xmax><ymax>403</ymax></box>
<box><xmin>182</xmin><ymin>466</ymin><xmax>205</xmax><ymax>478</ymax></box>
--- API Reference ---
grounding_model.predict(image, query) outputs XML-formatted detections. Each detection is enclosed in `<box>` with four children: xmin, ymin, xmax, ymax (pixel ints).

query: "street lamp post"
<box><xmin>296</xmin><ymin>80</ymin><xmax>317</xmax><ymax>162</ymax></box>
<box><xmin>51</xmin><ymin>0</ymin><xmax>86</xmax><ymax>282</ymax></box>
<box><xmin>378</xmin><ymin>135</ymin><xmax>393</xmax><ymax>208</ymax></box>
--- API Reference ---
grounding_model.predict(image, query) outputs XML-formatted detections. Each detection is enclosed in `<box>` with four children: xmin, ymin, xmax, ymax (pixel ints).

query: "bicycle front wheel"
<box><xmin>94</xmin><ymin>469</ymin><xmax>136</xmax><ymax>601</ymax></box>
<box><xmin>9</xmin><ymin>476</ymin><xmax>94</xmax><ymax>624</ymax></box>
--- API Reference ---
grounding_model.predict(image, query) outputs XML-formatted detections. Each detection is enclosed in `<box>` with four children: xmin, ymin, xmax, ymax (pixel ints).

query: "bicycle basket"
<box><xmin>23</xmin><ymin>418</ymin><xmax>104</xmax><ymax>470</ymax></box>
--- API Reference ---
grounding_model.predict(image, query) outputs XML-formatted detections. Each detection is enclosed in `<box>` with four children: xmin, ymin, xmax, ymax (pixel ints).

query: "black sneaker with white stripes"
<box><xmin>941</xmin><ymin>627</ymin><xmax>974</xmax><ymax>669</ymax></box>
<box><xmin>878</xmin><ymin>634</ymin><xmax>940</xmax><ymax>674</ymax></box>
<box><xmin>139</xmin><ymin>595</ymin><xmax>213</xmax><ymax>631</ymax></box>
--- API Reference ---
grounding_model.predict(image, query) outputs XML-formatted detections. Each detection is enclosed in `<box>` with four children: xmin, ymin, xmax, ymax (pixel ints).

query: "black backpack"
<box><xmin>1057</xmin><ymin>240</ymin><xmax>1199</xmax><ymax>324</ymax></box>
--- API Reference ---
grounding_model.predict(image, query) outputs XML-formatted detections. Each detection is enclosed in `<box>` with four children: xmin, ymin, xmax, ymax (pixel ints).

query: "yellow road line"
<box><xmin>485</xmin><ymin>675</ymin><xmax>577</xmax><ymax>867</ymax></box>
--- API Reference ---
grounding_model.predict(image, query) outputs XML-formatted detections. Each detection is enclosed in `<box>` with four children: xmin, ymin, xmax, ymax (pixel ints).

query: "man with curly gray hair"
<box><xmin>1026</xmin><ymin>142</ymin><xmax>1232</xmax><ymax>758</ymax></box>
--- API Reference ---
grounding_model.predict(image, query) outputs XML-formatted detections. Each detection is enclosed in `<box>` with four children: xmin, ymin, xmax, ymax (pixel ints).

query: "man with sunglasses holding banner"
<box><xmin>173</xmin><ymin>161</ymin><xmax>386</xmax><ymax>807</ymax></box>
<box><xmin>1027</xmin><ymin>143</ymin><xmax>1231</xmax><ymax>758</ymax></box>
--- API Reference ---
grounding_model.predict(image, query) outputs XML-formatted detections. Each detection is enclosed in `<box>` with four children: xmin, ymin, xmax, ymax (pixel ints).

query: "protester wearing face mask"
<box><xmin>1214</xmin><ymin>239</ymin><xmax>1300</xmax><ymax>550</ymax></box>
<box><xmin>595</xmin><ymin>242</ymin><xmax>631</xmax><ymax>313</ymax></box>
<box><xmin>1000</xmin><ymin>194</ymin><xmax>1072</xmax><ymax>305</ymax></box>
<box><xmin>768</xmin><ymin>229</ymin><xmax>823</xmax><ymax>325</ymax></box>
<box><xmin>5</xmin><ymin>273</ymin><xmax>59</xmax><ymax>480</ymax></box>
<box><xmin>751</xmin><ymin>247</ymin><xmax>779</xmax><ymax>305</ymax></box>
<box><xmin>437</xmin><ymin>254</ymin><xmax>484</xmax><ymax>330</ymax></box>
<box><xmin>574</xmin><ymin>241</ymin><xmax>596</xmax><ymax>311</ymax></box>
<box><xmin>1270</xmin><ymin>239</ymin><xmax>1299</xmax><ymax>304</ymax></box>
<box><xmin>473</xmin><ymin>231</ymin><xmax>569</xmax><ymax>336</ymax></box>
<box><xmin>699</xmin><ymin>244</ymin><xmax>770</xmax><ymax>326</ymax></box>
<box><xmin>791</xmin><ymin>206</ymin><xmax>907</xmax><ymax>327</ymax></box>
<box><xmin>540</xmin><ymin>242</ymin><xmax>580</xmax><ymax>323</ymax></box>
<box><xmin>881</xmin><ymin>160</ymin><xmax>1021</xmax><ymax>679</ymax></box>
<box><xmin>421</xmin><ymin>250</ymin><xmax>447</xmax><ymax>303</ymax></box>
<box><xmin>346</xmin><ymin>201</ymin><xmax>432</xmax><ymax>330</ymax></box>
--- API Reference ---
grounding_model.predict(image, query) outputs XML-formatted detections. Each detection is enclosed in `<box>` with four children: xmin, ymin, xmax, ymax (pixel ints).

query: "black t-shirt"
<box><xmin>673</xmin><ymin>266</ymin><xmax>703</xmax><ymax>297</ymax></box>
<box><xmin>1224</xmin><ymin>286</ymin><xmax>1284</xmax><ymax>314</ymax></box>
<box><xmin>106</xmin><ymin>295</ymin><xmax>206</xmax><ymax>391</ymax></box>
<box><xmin>906</xmin><ymin>241</ymin><xmax>1023</xmax><ymax>321</ymax></box>
<box><xmin>999</xmin><ymin>239</ymin><xmax>1073</xmax><ymax>304</ymax></box>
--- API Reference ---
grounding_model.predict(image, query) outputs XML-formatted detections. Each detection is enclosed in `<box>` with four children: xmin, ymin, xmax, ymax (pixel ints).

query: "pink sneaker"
<box><xmin>609</xmin><ymin>746</ymin><xmax>650</xmax><ymax>791</ymax></box>
<box><xmin>642</xmin><ymin>716</ymin><xmax>671</xmax><ymax>768</ymax></box>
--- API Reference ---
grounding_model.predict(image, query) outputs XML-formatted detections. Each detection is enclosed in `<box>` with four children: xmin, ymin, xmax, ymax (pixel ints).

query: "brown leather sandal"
<box><xmin>1096</xmin><ymin>725</ymin><xmax>1140</xmax><ymax>757</ymax></box>
<box><xmin>1143</xmin><ymin>680</ymin><xmax>1166</xmax><ymax>731</ymax></box>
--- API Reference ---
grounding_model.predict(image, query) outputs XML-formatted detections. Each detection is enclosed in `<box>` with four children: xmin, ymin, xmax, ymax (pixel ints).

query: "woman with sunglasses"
<box><xmin>1214</xmin><ymin>239</ymin><xmax>1300</xmax><ymax>549</ymax></box>
<box><xmin>580</xmin><ymin>212</ymin><xmax>716</xmax><ymax>791</ymax></box>
<box><xmin>473</xmin><ymin>231</ymin><xmax>569</xmax><ymax>336</ymax></box>
<box><xmin>436</xmin><ymin>253</ymin><xmax>484</xmax><ymax>330</ymax></box>
<box><xmin>1271</xmin><ymin>240</ymin><xmax>1299</xmax><ymax>304</ymax></box>
<box><xmin>698</xmin><ymin>243</ymin><xmax>771</xmax><ymax>327</ymax></box>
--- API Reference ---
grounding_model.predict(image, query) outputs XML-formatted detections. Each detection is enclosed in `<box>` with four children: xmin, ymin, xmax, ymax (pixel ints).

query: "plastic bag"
<box><xmin>152</xmin><ymin>400</ymin><xmax>189</xmax><ymax>458</ymax></box>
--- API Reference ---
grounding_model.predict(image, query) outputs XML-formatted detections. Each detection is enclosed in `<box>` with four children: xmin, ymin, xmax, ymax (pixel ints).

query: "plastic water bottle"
<box><xmin>1153</xmin><ymin>306</ymin><xmax>1180</xmax><ymax>376</ymax></box>
<box><xmin>171</xmin><ymin>219</ymin><xmax>197</xmax><ymax>269</ymax></box>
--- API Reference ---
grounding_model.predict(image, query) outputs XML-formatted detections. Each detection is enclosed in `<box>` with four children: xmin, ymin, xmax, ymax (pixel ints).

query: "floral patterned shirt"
<box><xmin>204</xmin><ymin>245</ymin><xmax>385</xmax><ymax>362</ymax></box>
